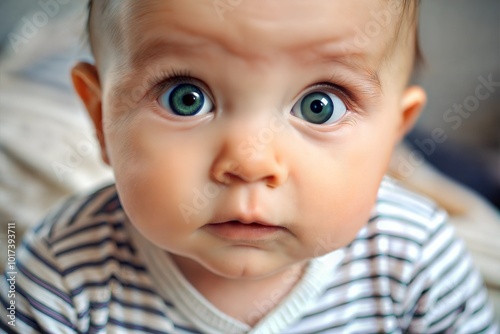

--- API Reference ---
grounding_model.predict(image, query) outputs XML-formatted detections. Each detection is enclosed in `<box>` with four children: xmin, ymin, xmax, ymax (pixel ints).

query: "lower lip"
<box><xmin>204</xmin><ymin>221</ymin><xmax>285</xmax><ymax>240</ymax></box>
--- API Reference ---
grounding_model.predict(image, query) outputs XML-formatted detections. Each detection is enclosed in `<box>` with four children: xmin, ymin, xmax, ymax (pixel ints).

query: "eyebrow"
<box><xmin>337</xmin><ymin>58</ymin><xmax>382</xmax><ymax>91</ymax></box>
<box><xmin>306</xmin><ymin>46</ymin><xmax>384</xmax><ymax>104</ymax></box>
<box><xmin>330</xmin><ymin>56</ymin><xmax>383</xmax><ymax>98</ymax></box>
<box><xmin>128</xmin><ymin>36</ymin><xmax>383</xmax><ymax>100</ymax></box>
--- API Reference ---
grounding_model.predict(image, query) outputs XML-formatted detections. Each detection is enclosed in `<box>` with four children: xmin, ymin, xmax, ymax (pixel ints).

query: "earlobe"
<box><xmin>397</xmin><ymin>86</ymin><xmax>427</xmax><ymax>141</ymax></box>
<box><xmin>71</xmin><ymin>62</ymin><xmax>110</xmax><ymax>165</ymax></box>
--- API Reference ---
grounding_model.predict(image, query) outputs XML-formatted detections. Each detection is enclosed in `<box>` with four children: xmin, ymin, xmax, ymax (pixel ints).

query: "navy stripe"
<box><xmin>77</xmin><ymin>295</ymin><xmax>167</xmax><ymax>322</ymax></box>
<box><xmin>77</xmin><ymin>307</ymin><xmax>90</xmax><ymax>322</ymax></box>
<box><xmin>432</xmin><ymin>249</ymin><xmax>469</xmax><ymax>305</ymax></box>
<box><xmin>411</xmin><ymin>253</ymin><xmax>470</xmax><ymax>319</ymax></box>
<box><xmin>326</xmin><ymin>273</ymin><xmax>408</xmax><ymax>292</ymax></box>
<box><xmin>35</xmin><ymin>195</ymin><xmax>78</xmax><ymax>235</ymax></box>
<box><xmin>469</xmin><ymin>290</ymin><xmax>489</xmax><ymax>318</ymax></box>
<box><xmin>173</xmin><ymin>323</ymin><xmax>204</xmax><ymax>334</ymax></box>
<box><xmin>409</xmin><ymin>261</ymin><xmax>472</xmax><ymax>322</ymax></box>
<box><xmin>94</xmin><ymin>193</ymin><xmax>122</xmax><ymax>215</ymax></box>
<box><xmin>88</xmin><ymin>321</ymin><xmax>106</xmax><ymax>333</ymax></box>
<box><xmin>407</xmin><ymin>285</ymin><xmax>431</xmax><ymax>320</ymax></box>
<box><xmin>0</xmin><ymin>320</ymin><xmax>18</xmax><ymax>334</ymax></box>
<box><xmin>17</xmin><ymin>262</ymin><xmax>73</xmax><ymax>305</ymax></box>
<box><xmin>51</xmin><ymin>221</ymin><xmax>124</xmax><ymax>245</ymax></box>
<box><xmin>55</xmin><ymin>236</ymin><xmax>135</xmax><ymax>257</ymax></box>
<box><xmin>351</xmin><ymin>231</ymin><xmax>424</xmax><ymax>248</ymax></box>
<box><xmin>110</xmin><ymin>295</ymin><xmax>166</xmax><ymax>317</ymax></box>
<box><xmin>428</xmin><ymin>302</ymin><xmax>465</xmax><ymax>331</ymax></box>
<box><xmin>71</xmin><ymin>278</ymin><xmax>157</xmax><ymax>300</ymax></box>
<box><xmin>67</xmin><ymin>185</ymin><xmax>113</xmax><ymax>226</ymax></box>
<box><xmin>0</xmin><ymin>287</ymin><xmax>42</xmax><ymax>332</ymax></box>
<box><xmin>303</xmin><ymin>293</ymin><xmax>396</xmax><ymax>319</ymax></box>
<box><xmin>3</xmin><ymin>180</ymin><xmax>494</xmax><ymax>333</ymax></box>
<box><xmin>16</xmin><ymin>285</ymin><xmax>78</xmax><ymax>331</ymax></box>
<box><xmin>340</xmin><ymin>249</ymin><xmax>415</xmax><ymax>265</ymax></box>
<box><xmin>61</xmin><ymin>255</ymin><xmax>146</xmax><ymax>276</ymax></box>
<box><xmin>470</xmin><ymin>322</ymin><xmax>495</xmax><ymax>334</ymax></box>
<box><xmin>24</xmin><ymin>242</ymin><xmax>62</xmax><ymax>276</ymax></box>
<box><xmin>407</xmin><ymin>223</ymin><xmax>452</xmax><ymax>286</ymax></box>
<box><xmin>47</xmin><ymin>195</ymin><xmax>79</xmax><ymax>239</ymax></box>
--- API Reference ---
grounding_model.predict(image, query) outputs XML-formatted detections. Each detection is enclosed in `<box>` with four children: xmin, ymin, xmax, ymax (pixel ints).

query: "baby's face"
<box><xmin>78</xmin><ymin>0</ymin><xmax>424</xmax><ymax>279</ymax></box>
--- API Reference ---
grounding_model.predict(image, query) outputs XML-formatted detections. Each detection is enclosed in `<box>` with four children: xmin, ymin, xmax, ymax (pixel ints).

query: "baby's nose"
<box><xmin>210</xmin><ymin>116</ymin><xmax>288</xmax><ymax>188</ymax></box>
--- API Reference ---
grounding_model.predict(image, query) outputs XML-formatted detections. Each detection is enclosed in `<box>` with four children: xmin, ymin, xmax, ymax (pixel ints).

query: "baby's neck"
<box><xmin>170</xmin><ymin>255</ymin><xmax>307</xmax><ymax>326</ymax></box>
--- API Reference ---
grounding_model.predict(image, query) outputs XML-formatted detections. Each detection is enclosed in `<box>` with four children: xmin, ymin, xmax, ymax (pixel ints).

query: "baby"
<box><xmin>1</xmin><ymin>0</ymin><xmax>498</xmax><ymax>333</ymax></box>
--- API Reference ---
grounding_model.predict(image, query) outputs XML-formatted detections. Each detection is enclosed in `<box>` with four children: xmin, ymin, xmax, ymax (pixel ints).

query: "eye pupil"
<box><xmin>182</xmin><ymin>93</ymin><xmax>198</xmax><ymax>106</ymax></box>
<box><xmin>310</xmin><ymin>99</ymin><xmax>325</xmax><ymax>114</ymax></box>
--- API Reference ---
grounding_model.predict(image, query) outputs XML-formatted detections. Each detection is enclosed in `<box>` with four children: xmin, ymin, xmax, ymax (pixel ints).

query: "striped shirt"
<box><xmin>1</xmin><ymin>178</ymin><xmax>498</xmax><ymax>333</ymax></box>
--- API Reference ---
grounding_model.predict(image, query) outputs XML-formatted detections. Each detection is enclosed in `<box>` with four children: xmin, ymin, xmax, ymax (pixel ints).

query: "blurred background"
<box><xmin>409</xmin><ymin>0</ymin><xmax>500</xmax><ymax>209</ymax></box>
<box><xmin>0</xmin><ymin>0</ymin><xmax>499</xmax><ymax>320</ymax></box>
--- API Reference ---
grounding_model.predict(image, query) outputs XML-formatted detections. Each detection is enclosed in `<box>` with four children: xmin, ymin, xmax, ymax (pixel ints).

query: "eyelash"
<box><xmin>305</xmin><ymin>82</ymin><xmax>357</xmax><ymax>111</ymax></box>
<box><xmin>147</xmin><ymin>69</ymin><xmax>197</xmax><ymax>98</ymax></box>
<box><xmin>146</xmin><ymin>69</ymin><xmax>361</xmax><ymax>115</ymax></box>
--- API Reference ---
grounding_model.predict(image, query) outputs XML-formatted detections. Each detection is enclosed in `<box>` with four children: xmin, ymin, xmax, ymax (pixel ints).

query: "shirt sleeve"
<box><xmin>0</xmin><ymin>220</ymin><xmax>80</xmax><ymax>334</ymax></box>
<box><xmin>404</xmin><ymin>209</ymin><xmax>499</xmax><ymax>333</ymax></box>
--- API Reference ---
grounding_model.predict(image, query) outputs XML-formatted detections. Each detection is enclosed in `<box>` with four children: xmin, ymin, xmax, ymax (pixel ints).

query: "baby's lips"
<box><xmin>212</xmin><ymin>220</ymin><xmax>277</xmax><ymax>227</ymax></box>
<box><xmin>208</xmin><ymin>211</ymin><xmax>280</xmax><ymax>228</ymax></box>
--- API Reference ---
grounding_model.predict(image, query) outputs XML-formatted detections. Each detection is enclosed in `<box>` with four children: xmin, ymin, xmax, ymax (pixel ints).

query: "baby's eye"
<box><xmin>291</xmin><ymin>91</ymin><xmax>347</xmax><ymax>125</ymax></box>
<box><xmin>158</xmin><ymin>83</ymin><xmax>213</xmax><ymax>116</ymax></box>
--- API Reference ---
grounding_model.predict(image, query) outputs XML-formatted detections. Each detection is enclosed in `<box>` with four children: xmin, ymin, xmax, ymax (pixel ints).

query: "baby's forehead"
<box><xmin>89</xmin><ymin>0</ymin><xmax>415</xmax><ymax>84</ymax></box>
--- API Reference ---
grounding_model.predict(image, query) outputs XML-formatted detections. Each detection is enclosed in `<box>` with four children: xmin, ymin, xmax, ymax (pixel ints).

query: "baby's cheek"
<box><xmin>107</xmin><ymin>120</ymin><xmax>200</xmax><ymax>241</ymax></box>
<box><xmin>292</xmin><ymin>145</ymin><xmax>379</xmax><ymax>255</ymax></box>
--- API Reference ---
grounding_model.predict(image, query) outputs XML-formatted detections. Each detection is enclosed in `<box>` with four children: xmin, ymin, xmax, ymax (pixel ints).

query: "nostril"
<box><xmin>218</xmin><ymin>173</ymin><xmax>233</xmax><ymax>185</ymax></box>
<box><xmin>212</xmin><ymin>160</ymin><xmax>244</xmax><ymax>185</ymax></box>
<box><xmin>211</xmin><ymin>146</ymin><xmax>288</xmax><ymax>186</ymax></box>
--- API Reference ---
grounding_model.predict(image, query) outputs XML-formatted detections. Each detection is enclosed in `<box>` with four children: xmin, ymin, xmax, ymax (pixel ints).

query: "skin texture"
<box><xmin>72</xmin><ymin>0</ymin><xmax>426</xmax><ymax>325</ymax></box>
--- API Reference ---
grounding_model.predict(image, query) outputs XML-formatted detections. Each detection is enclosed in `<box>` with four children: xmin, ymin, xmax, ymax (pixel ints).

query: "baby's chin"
<box><xmin>178</xmin><ymin>248</ymin><xmax>307</xmax><ymax>282</ymax></box>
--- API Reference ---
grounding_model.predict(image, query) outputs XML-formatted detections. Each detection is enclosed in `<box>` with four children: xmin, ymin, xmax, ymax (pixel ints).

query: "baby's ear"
<box><xmin>397</xmin><ymin>86</ymin><xmax>427</xmax><ymax>141</ymax></box>
<box><xmin>71</xmin><ymin>62</ymin><xmax>109</xmax><ymax>165</ymax></box>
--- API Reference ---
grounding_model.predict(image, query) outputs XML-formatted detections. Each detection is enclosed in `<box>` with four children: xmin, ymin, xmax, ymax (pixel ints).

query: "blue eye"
<box><xmin>159</xmin><ymin>83</ymin><xmax>213</xmax><ymax>116</ymax></box>
<box><xmin>292</xmin><ymin>91</ymin><xmax>347</xmax><ymax>124</ymax></box>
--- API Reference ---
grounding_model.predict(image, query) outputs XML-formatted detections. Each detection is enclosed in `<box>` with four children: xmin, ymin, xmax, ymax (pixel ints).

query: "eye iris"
<box><xmin>301</xmin><ymin>92</ymin><xmax>334</xmax><ymax>124</ymax></box>
<box><xmin>169</xmin><ymin>84</ymin><xmax>204</xmax><ymax>116</ymax></box>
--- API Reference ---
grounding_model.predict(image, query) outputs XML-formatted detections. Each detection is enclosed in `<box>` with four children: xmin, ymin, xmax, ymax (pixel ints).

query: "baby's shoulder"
<box><xmin>22</xmin><ymin>183</ymin><xmax>138</xmax><ymax>275</ymax></box>
<box><xmin>33</xmin><ymin>183</ymin><xmax>125</xmax><ymax>245</ymax></box>
<box><xmin>352</xmin><ymin>177</ymin><xmax>450</xmax><ymax>264</ymax></box>
<box><xmin>12</xmin><ymin>185</ymin><xmax>160</xmax><ymax>332</ymax></box>
<box><xmin>371</xmin><ymin>177</ymin><xmax>446</xmax><ymax>238</ymax></box>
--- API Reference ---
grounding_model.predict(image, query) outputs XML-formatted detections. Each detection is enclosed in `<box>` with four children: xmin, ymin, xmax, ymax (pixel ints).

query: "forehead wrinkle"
<box><xmin>126</xmin><ymin>32</ymin><xmax>383</xmax><ymax>95</ymax></box>
<box><xmin>98</xmin><ymin>0</ymin><xmax>414</xmax><ymax>95</ymax></box>
<box><xmin>127</xmin><ymin>37</ymin><xmax>204</xmax><ymax>70</ymax></box>
<box><xmin>117</xmin><ymin>2</ymin><xmax>260</xmax><ymax>69</ymax></box>
<box><xmin>118</xmin><ymin>0</ymin><xmax>394</xmax><ymax>65</ymax></box>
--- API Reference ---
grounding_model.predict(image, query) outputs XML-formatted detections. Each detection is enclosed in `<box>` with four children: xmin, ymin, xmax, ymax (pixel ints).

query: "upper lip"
<box><xmin>222</xmin><ymin>220</ymin><xmax>277</xmax><ymax>227</ymax></box>
<box><xmin>209</xmin><ymin>213</ymin><xmax>279</xmax><ymax>227</ymax></box>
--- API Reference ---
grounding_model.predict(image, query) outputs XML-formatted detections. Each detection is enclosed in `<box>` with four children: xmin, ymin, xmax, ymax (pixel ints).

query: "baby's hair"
<box><xmin>86</xmin><ymin>0</ymin><xmax>423</xmax><ymax>68</ymax></box>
